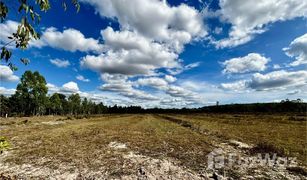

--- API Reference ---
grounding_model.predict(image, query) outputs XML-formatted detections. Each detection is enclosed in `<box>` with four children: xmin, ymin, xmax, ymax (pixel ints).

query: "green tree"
<box><xmin>13</xmin><ymin>71</ymin><xmax>48</xmax><ymax>116</ymax></box>
<box><xmin>0</xmin><ymin>0</ymin><xmax>80</xmax><ymax>70</ymax></box>
<box><xmin>68</xmin><ymin>93</ymin><xmax>81</xmax><ymax>115</ymax></box>
<box><xmin>49</xmin><ymin>93</ymin><xmax>62</xmax><ymax>115</ymax></box>
<box><xmin>81</xmin><ymin>97</ymin><xmax>89</xmax><ymax>114</ymax></box>
<box><xmin>0</xmin><ymin>95</ymin><xmax>10</xmax><ymax>117</ymax></box>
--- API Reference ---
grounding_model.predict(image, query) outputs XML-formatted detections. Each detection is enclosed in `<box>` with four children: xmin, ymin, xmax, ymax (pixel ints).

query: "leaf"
<box><xmin>20</xmin><ymin>58</ymin><xmax>30</xmax><ymax>65</ymax></box>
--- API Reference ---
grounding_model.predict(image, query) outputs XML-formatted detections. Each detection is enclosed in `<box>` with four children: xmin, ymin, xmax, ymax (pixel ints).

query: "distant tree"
<box><xmin>0</xmin><ymin>0</ymin><xmax>80</xmax><ymax>70</ymax></box>
<box><xmin>13</xmin><ymin>71</ymin><xmax>48</xmax><ymax>116</ymax></box>
<box><xmin>0</xmin><ymin>95</ymin><xmax>10</xmax><ymax>117</ymax></box>
<box><xmin>68</xmin><ymin>93</ymin><xmax>81</xmax><ymax>115</ymax></box>
<box><xmin>49</xmin><ymin>93</ymin><xmax>62</xmax><ymax>115</ymax></box>
<box><xmin>81</xmin><ymin>97</ymin><xmax>88</xmax><ymax>114</ymax></box>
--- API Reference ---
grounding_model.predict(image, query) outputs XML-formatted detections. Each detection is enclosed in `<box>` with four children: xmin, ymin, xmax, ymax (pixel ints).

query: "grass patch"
<box><xmin>166</xmin><ymin>113</ymin><xmax>307</xmax><ymax>166</ymax></box>
<box><xmin>249</xmin><ymin>141</ymin><xmax>285</xmax><ymax>156</ymax></box>
<box><xmin>0</xmin><ymin>137</ymin><xmax>10</xmax><ymax>154</ymax></box>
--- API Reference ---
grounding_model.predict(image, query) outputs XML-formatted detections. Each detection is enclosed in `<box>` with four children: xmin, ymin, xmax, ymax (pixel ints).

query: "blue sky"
<box><xmin>0</xmin><ymin>0</ymin><xmax>306</xmax><ymax>108</ymax></box>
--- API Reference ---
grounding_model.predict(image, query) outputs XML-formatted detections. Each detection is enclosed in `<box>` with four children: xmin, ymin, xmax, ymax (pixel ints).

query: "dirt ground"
<box><xmin>0</xmin><ymin>114</ymin><xmax>306</xmax><ymax>179</ymax></box>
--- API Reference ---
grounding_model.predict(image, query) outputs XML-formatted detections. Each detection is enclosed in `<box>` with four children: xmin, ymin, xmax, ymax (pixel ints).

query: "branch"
<box><xmin>1</xmin><ymin>39</ymin><xmax>15</xmax><ymax>49</ymax></box>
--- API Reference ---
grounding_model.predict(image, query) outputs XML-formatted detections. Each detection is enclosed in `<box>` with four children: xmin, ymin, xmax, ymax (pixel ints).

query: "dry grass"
<box><xmin>0</xmin><ymin>114</ymin><xmax>212</xmax><ymax>177</ymax></box>
<box><xmin>164</xmin><ymin>113</ymin><xmax>307</xmax><ymax>165</ymax></box>
<box><xmin>0</xmin><ymin>113</ymin><xmax>306</xmax><ymax>178</ymax></box>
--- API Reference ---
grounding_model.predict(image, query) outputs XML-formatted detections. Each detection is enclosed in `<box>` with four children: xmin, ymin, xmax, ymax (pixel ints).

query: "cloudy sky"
<box><xmin>0</xmin><ymin>0</ymin><xmax>306</xmax><ymax>108</ymax></box>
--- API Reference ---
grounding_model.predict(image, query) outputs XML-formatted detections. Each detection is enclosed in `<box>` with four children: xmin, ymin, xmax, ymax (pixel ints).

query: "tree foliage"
<box><xmin>0</xmin><ymin>0</ymin><xmax>80</xmax><ymax>70</ymax></box>
<box><xmin>0</xmin><ymin>71</ymin><xmax>306</xmax><ymax>117</ymax></box>
<box><xmin>12</xmin><ymin>71</ymin><xmax>48</xmax><ymax>115</ymax></box>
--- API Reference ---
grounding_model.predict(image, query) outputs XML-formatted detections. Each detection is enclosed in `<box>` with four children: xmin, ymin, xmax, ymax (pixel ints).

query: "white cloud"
<box><xmin>136</xmin><ymin>77</ymin><xmax>169</xmax><ymax>90</ymax></box>
<box><xmin>50</xmin><ymin>58</ymin><xmax>70</xmax><ymax>68</ymax></box>
<box><xmin>213</xmin><ymin>27</ymin><xmax>223</xmax><ymax>35</ymax></box>
<box><xmin>213</xmin><ymin>0</ymin><xmax>307</xmax><ymax>48</ymax></box>
<box><xmin>283</xmin><ymin>33</ymin><xmax>307</xmax><ymax>66</ymax></box>
<box><xmin>100</xmin><ymin>74</ymin><xmax>158</xmax><ymax>100</ymax></box>
<box><xmin>249</xmin><ymin>70</ymin><xmax>307</xmax><ymax>91</ymax></box>
<box><xmin>287</xmin><ymin>90</ymin><xmax>301</xmax><ymax>95</ymax></box>
<box><xmin>165</xmin><ymin>75</ymin><xmax>177</xmax><ymax>83</ymax></box>
<box><xmin>0</xmin><ymin>87</ymin><xmax>16</xmax><ymax>95</ymax></box>
<box><xmin>32</xmin><ymin>27</ymin><xmax>104</xmax><ymax>53</ymax></box>
<box><xmin>273</xmin><ymin>64</ymin><xmax>281</xmax><ymax>69</ymax></box>
<box><xmin>47</xmin><ymin>83</ymin><xmax>59</xmax><ymax>92</ymax></box>
<box><xmin>76</xmin><ymin>75</ymin><xmax>90</xmax><ymax>82</ymax></box>
<box><xmin>222</xmin><ymin>53</ymin><xmax>269</xmax><ymax>74</ymax></box>
<box><xmin>221</xmin><ymin>70</ymin><xmax>307</xmax><ymax>92</ymax></box>
<box><xmin>80</xmin><ymin>0</ymin><xmax>206</xmax><ymax>78</ymax></box>
<box><xmin>48</xmin><ymin>81</ymin><xmax>80</xmax><ymax>95</ymax></box>
<box><xmin>136</xmin><ymin>76</ymin><xmax>199</xmax><ymax>103</ymax></box>
<box><xmin>167</xmin><ymin>61</ymin><xmax>201</xmax><ymax>75</ymax></box>
<box><xmin>0</xmin><ymin>20</ymin><xmax>104</xmax><ymax>53</ymax></box>
<box><xmin>166</xmin><ymin>85</ymin><xmax>198</xmax><ymax>100</ymax></box>
<box><xmin>0</xmin><ymin>65</ymin><xmax>19</xmax><ymax>82</ymax></box>
<box><xmin>81</xmin><ymin>27</ymin><xmax>180</xmax><ymax>76</ymax></box>
<box><xmin>80</xmin><ymin>0</ymin><xmax>206</xmax><ymax>46</ymax></box>
<box><xmin>62</xmin><ymin>81</ymin><xmax>80</xmax><ymax>93</ymax></box>
<box><xmin>220</xmin><ymin>80</ymin><xmax>248</xmax><ymax>92</ymax></box>
<box><xmin>0</xmin><ymin>20</ymin><xmax>18</xmax><ymax>48</ymax></box>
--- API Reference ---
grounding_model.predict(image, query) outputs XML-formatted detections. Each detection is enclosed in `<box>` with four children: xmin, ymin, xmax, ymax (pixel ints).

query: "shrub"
<box><xmin>0</xmin><ymin>137</ymin><xmax>10</xmax><ymax>154</ymax></box>
<box><xmin>249</xmin><ymin>141</ymin><xmax>285</xmax><ymax>156</ymax></box>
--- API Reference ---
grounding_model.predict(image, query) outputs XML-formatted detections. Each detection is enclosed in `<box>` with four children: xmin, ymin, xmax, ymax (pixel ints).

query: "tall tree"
<box><xmin>49</xmin><ymin>93</ymin><xmax>62</xmax><ymax>115</ymax></box>
<box><xmin>0</xmin><ymin>95</ymin><xmax>10</xmax><ymax>117</ymax></box>
<box><xmin>68</xmin><ymin>93</ymin><xmax>81</xmax><ymax>115</ymax></box>
<box><xmin>13</xmin><ymin>71</ymin><xmax>48</xmax><ymax>116</ymax></box>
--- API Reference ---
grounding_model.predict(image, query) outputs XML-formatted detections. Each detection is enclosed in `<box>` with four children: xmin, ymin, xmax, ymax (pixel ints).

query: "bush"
<box><xmin>0</xmin><ymin>137</ymin><xmax>10</xmax><ymax>154</ymax></box>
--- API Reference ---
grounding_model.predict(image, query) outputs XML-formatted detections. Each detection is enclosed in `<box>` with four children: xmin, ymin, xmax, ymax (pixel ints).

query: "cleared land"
<box><xmin>0</xmin><ymin>114</ymin><xmax>306</xmax><ymax>179</ymax></box>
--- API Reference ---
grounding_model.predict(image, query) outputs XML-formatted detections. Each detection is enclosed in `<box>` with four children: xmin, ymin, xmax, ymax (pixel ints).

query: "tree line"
<box><xmin>0</xmin><ymin>71</ymin><xmax>306</xmax><ymax>117</ymax></box>
<box><xmin>0</xmin><ymin>71</ymin><xmax>109</xmax><ymax>116</ymax></box>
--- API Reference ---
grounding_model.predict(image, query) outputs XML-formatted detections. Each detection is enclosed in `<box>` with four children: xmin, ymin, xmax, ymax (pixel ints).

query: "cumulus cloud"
<box><xmin>136</xmin><ymin>76</ymin><xmax>199</xmax><ymax>103</ymax></box>
<box><xmin>283</xmin><ymin>33</ymin><xmax>307</xmax><ymax>66</ymax></box>
<box><xmin>76</xmin><ymin>75</ymin><xmax>90</xmax><ymax>82</ymax></box>
<box><xmin>136</xmin><ymin>77</ymin><xmax>169</xmax><ymax>90</ymax></box>
<box><xmin>50</xmin><ymin>58</ymin><xmax>70</xmax><ymax>68</ymax></box>
<box><xmin>32</xmin><ymin>27</ymin><xmax>104</xmax><ymax>53</ymax></box>
<box><xmin>213</xmin><ymin>0</ymin><xmax>307</xmax><ymax>48</ymax></box>
<box><xmin>222</xmin><ymin>53</ymin><xmax>269</xmax><ymax>74</ymax></box>
<box><xmin>166</xmin><ymin>85</ymin><xmax>198</xmax><ymax>101</ymax></box>
<box><xmin>47</xmin><ymin>81</ymin><xmax>80</xmax><ymax>94</ymax></box>
<box><xmin>100</xmin><ymin>74</ymin><xmax>158</xmax><ymax>100</ymax></box>
<box><xmin>80</xmin><ymin>0</ymin><xmax>206</xmax><ymax>45</ymax></box>
<box><xmin>61</xmin><ymin>81</ymin><xmax>80</xmax><ymax>93</ymax></box>
<box><xmin>0</xmin><ymin>20</ymin><xmax>18</xmax><ymax>48</ymax></box>
<box><xmin>0</xmin><ymin>20</ymin><xmax>103</xmax><ymax>53</ymax></box>
<box><xmin>0</xmin><ymin>65</ymin><xmax>19</xmax><ymax>82</ymax></box>
<box><xmin>221</xmin><ymin>70</ymin><xmax>307</xmax><ymax>92</ymax></box>
<box><xmin>81</xmin><ymin>27</ymin><xmax>179</xmax><ymax>75</ymax></box>
<box><xmin>249</xmin><ymin>70</ymin><xmax>307</xmax><ymax>91</ymax></box>
<box><xmin>287</xmin><ymin>90</ymin><xmax>301</xmax><ymax>95</ymax></box>
<box><xmin>0</xmin><ymin>87</ymin><xmax>16</xmax><ymax>95</ymax></box>
<box><xmin>165</xmin><ymin>75</ymin><xmax>177</xmax><ymax>83</ymax></box>
<box><xmin>80</xmin><ymin>0</ymin><xmax>206</xmax><ymax>78</ymax></box>
<box><xmin>220</xmin><ymin>80</ymin><xmax>248</xmax><ymax>92</ymax></box>
<box><xmin>167</xmin><ymin>61</ymin><xmax>201</xmax><ymax>75</ymax></box>
<box><xmin>46</xmin><ymin>83</ymin><xmax>59</xmax><ymax>93</ymax></box>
